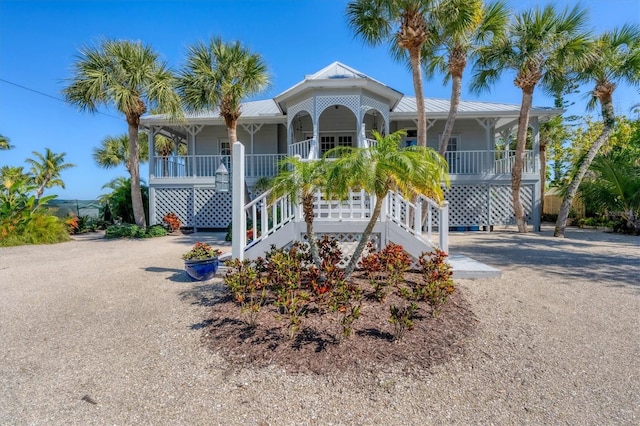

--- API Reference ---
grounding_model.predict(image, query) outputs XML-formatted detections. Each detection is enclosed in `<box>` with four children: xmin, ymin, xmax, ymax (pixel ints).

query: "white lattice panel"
<box><xmin>194</xmin><ymin>188</ymin><xmax>232</xmax><ymax>228</ymax></box>
<box><xmin>362</xmin><ymin>96</ymin><xmax>390</xmax><ymax>129</ymax></box>
<box><xmin>315</xmin><ymin>96</ymin><xmax>360</xmax><ymax>122</ymax></box>
<box><xmin>300</xmin><ymin>232</ymin><xmax>381</xmax><ymax>268</ymax></box>
<box><xmin>489</xmin><ymin>185</ymin><xmax>533</xmax><ymax>225</ymax></box>
<box><xmin>440</xmin><ymin>184</ymin><xmax>533</xmax><ymax>227</ymax></box>
<box><xmin>155</xmin><ymin>188</ymin><xmax>193</xmax><ymax>226</ymax></box>
<box><xmin>287</xmin><ymin>98</ymin><xmax>315</xmax><ymax>128</ymax></box>
<box><xmin>444</xmin><ymin>185</ymin><xmax>490</xmax><ymax>226</ymax></box>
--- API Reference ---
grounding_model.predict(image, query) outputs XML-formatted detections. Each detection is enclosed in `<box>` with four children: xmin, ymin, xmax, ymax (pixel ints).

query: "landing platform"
<box><xmin>448</xmin><ymin>254</ymin><xmax>502</xmax><ymax>279</ymax></box>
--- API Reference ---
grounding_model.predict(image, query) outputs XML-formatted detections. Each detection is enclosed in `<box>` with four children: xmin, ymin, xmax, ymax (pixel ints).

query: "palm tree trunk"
<box><xmin>554</xmin><ymin>93</ymin><xmax>615</xmax><ymax>237</ymax></box>
<box><xmin>303</xmin><ymin>193</ymin><xmax>322</xmax><ymax>268</ymax></box>
<box><xmin>439</xmin><ymin>72</ymin><xmax>462</xmax><ymax>155</ymax></box>
<box><xmin>344</xmin><ymin>194</ymin><xmax>384</xmax><ymax>278</ymax></box>
<box><xmin>127</xmin><ymin>119</ymin><xmax>147</xmax><ymax>228</ymax></box>
<box><xmin>409</xmin><ymin>48</ymin><xmax>427</xmax><ymax>148</ymax></box>
<box><xmin>513</xmin><ymin>88</ymin><xmax>533</xmax><ymax>233</ymax></box>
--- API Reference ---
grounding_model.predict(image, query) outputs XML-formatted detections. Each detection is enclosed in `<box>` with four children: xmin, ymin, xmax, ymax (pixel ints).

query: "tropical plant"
<box><xmin>578</xmin><ymin>147</ymin><xmax>640</xmax><ymax>233</ymax></box>
<box><xmin>99</xmin><ymin>177</ymin><xmax>149</xmax><ymax>225</ymax></box>
<box><xmin>182</xmin><ymin>242</ymin><xmax>221</xmax><ymax>260</ymax></box>
<box><xmin>471</xmin><ymin>4</ymin><xmax>591</xmax><ymax>232</ymax></box>
<box><xmin>0</xmin><ymin>166</ymin><xmax>29</xmax><ymax>187</ymax></box>
<box><xmin>424</xmin><ymin>0</ymin><xmax>509</xmax><ymax>154</ymax></box>
<box><xmin>25</xmin><ymin>148</ymin><xmax>75</xmax><ymax>200</ymax></box>
<box><xmin>269</xmin><ymin>156</ymin><xmax>325</xmax><ymax>268</ymax></box>
<box><xmin>63</xmin><ymin>39</ymin><xmax>182</xmax><ymax>228</ymax></box>
<box><xmin>346</xmin><ymin>0</ymin><xmax>440</xmax><ymax>147</ymax></box>
<box><xmin>0</xmin><ymin>177</ymin><xmax>68</xmax><ymax>246</ymax></box>
<box><xmin>0</xmin><ymin>134</ymin><xmax>13</xmax><ymax>150</ymax></box>
<box><xmin>554</xmin><ymin>24</ymin><xmax>640</xmax><ymax>237</ymax></box>
<box><xmin>324</xmin><ymin>129</ymin><xmax>449</xmax><ymax>277</ymax></box>
<box><xmin>177</xmin><ymin>37</ymin><xmax>270</xmax><ymax>146</ymax></box>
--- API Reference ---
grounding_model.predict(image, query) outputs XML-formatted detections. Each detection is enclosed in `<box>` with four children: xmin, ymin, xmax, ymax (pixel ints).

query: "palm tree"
<box><xmin>154</xmin><ymin>134</ymin><xmax>187</xmax><ymax>177</ymax></box>
<box><xmin>93</xmin><ymin>133</ymin><xmax>150</xmax><ymax>174</ymax></box>
<box><xmin>270</xmin><ymin>157</ymin><xmax>325</xmax><ymax>268</ymax></box>
<box><xmin>424</xmin><ymin>0</ymin><xmax>509</xmax><ymax>154</ymax></box>
<box><xmin>471</xmin><ymin>5</ymin><xmax>590</xmax><ymax>232</ymax></box>
<box><xmin>554</xmin><ymin>24</ymin><xmax>640</xmax><ymax>237</ymax></box>
<box><xmin>177</xmin><ymin>37</ymin><xmax>270</xmax><ymax>145</ymax></box>
<box><xmin>25</xmin><ymin>148</ymin><xmax>75</xmax><ymax>200</ymax></box>
<box><xmin>324</xmin><ymin>130</ymin><xmax>449</xmax><ymax>278</ymax></box>
<box><xmin>346</xmin><ymin>0</ymin><xmax>439</xmax><ymax>148</ymax></box>
<box><xmin>63</xmin><ymin>39</ymin><xmax>181</xmax><ymax>228</ymax></box>
<box><xmin>0</xmin><ymin>134</ymin><xmax>13</xmax><ymax>151</ymax></box>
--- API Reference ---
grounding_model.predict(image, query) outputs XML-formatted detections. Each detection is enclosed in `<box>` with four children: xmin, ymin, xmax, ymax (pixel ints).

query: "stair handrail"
<box><xmin>244</xmin><ymin>189</ymin><xmax>297</xmax><ymax>249</ymax></box>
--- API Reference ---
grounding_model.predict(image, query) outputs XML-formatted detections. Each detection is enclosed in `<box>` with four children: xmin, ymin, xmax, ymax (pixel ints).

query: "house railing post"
<box><xmin>439</xmin><ymin>201</ymin><xmax>449</xmax><ymax>253</ymax></box>
<box><xmin>232</xmin><ymin>142</ymin><xmax>246</xmax><ymax>260</ymax></box>
<box><xmin>414</xmin><ymin>197</ymin><xmax>422</xmax><ymax>235</ymax></box>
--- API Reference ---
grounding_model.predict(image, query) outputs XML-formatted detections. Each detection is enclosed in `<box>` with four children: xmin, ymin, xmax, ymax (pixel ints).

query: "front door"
<box><xmin>320</xmin><ymin>134</ymin><xmax>354</xmax><ymax>156</ymax></box>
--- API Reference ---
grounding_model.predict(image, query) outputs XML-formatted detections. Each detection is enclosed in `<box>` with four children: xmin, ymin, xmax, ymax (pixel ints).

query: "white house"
<box><xmin>140</xmin><ymin>62</ymin><xmax>560</xmax><ymax>234</ymax></box>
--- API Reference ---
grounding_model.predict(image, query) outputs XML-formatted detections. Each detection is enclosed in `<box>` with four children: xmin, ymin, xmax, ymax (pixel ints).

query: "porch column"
<box><xmin>187</xmin><ymin>125</ymin><xmax>203</xmax><ymax>178</ymax></box>
<box><xmin>310</xmin><ymin>123</ymin><xmax>319</xmax><ymax>159</ymax></box>
<box><xmin>477</xmin><ymin>118</ymin><xmax>497</xmax><ymax>173</ymax></box>
<box><xmin>232</xmin><ymin>141</ymin><xmax>246</xmax><ymax>261</ymax></box>
<box><xmin>360</xmin><ymin>122</ymin><xmax>366</xmax><ymax>148</ymax></box>
<box><xmin>148</xmin><ymin>126</ymin><xmax>156</xmax><ymax>225</ymax></box>
<box><xmin>241</xmin><ymin>123</ymin><xmax>263</xmax><ymax>178</ymax></box>
<box><xmin>148</xmin><ymin>126</ymin><xmax>156</xmax><ymax>179</ymax></box>
<box><xmin>530</xmin><ymin>118</ymin><xmax>541</xmax><ymax>232</ymax></box>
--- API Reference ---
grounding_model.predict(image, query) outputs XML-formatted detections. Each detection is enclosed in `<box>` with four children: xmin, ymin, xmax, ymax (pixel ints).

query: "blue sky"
<box><xmin>1</xmin><ymin>0</ymin><xmax>638</xmax><ymax>200</ymax></box>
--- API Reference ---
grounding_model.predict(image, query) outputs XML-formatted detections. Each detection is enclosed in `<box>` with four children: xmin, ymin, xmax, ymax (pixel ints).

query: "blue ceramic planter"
<box><xmin>184</xmin><ymin>257</ymin><xmax>219</xmax><ymax>281</ymax></box>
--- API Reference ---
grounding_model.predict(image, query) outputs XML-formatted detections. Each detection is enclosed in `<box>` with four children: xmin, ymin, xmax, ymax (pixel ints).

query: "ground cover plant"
<box><xmin>199</xmin><ymin>239</ymin><xmax>475</xmax><ymax>374</ymax></box>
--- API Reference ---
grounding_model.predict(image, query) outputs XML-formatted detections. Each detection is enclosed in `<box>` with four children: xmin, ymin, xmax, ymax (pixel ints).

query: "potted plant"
<box><xmin>182</xmin><ymin>242</ymin><xmax>222</xmax><ymax>281</ymax></box>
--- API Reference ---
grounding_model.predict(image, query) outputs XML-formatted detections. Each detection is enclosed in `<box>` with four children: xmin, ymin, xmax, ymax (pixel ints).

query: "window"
<box><xmin>219</xmin><ymin>138</ymin><xmax>230</xmax><ymax>155</ymax></box>
<box><xmin>405</xmin><ymin>129</ymin><xmax>417</xmax><ymax>147</ymax></box>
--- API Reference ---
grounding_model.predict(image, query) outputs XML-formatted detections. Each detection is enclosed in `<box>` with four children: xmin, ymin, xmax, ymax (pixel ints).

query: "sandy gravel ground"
<box><xmin>0</xmin><ymin>226</ymin><xmax>638</xmax><ymax>425</ymax></box>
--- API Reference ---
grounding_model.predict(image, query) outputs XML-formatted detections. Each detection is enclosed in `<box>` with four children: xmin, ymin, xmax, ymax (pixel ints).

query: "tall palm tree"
<box><xmin>270</xmin><ymin>157</ymin><xmax>325</xmax><ymax>268</ymax></box>
<box><xmin>25</xmin><ymin>148</ymin><xmax>75</xmax><ymax>200</ymax></box>
<box><xmin>324</xmin><ymin>130</ymin><xmax>449</xmax><ymax>278</ymax></box>
<box><xmin>424</xmin><ymin>0</ymin><xmax>509</xmax><ymax>154</ymax></box>
<box><xmin>346</xmin><ymin>0</ymin><xmax>439</xmax><ymax>148</ymax></box>
<box><xmin>0</xmin><ymin>134</ymin><xmax>13</xmax><ymax>151</ymax></box>
<box><xmin>555</xmin><ymin>24</ymin><xmax>640</xmax><ymax>237</ymax></box>
<box><xmin>177</xmin><ymin>37</ymin><xmax>270</xmax><ymax>146</ymax></box>
<box><xmin>471</xmin><ymin>5</ymin><xmax>590</xmax><ymax>232</ymax></box>
<box><xmin>63</xmin><ymin>39</ymin><xmax>181</xmax><ymax>228</ymax></box>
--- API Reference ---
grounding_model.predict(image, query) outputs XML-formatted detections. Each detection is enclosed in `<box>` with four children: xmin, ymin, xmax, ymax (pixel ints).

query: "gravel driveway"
<box><xmin>1</xmin><ymin>226</ymin><xmax>638</xmax><ymax>425</ymax></box>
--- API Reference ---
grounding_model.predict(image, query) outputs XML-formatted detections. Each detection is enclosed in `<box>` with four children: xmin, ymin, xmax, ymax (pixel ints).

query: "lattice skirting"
<box><xmin>154</xmin><ymin>187</ymin><xmax>232</xmax><ymax>229</ymax></box>
<box><xmin>299</xmin><ymin>232</ymin><xmax>381</xmax><ymax>268</ymax></box>
<box><xmin>442</xmin><ymin>184</ymin><xmax>534</xmax><ymax>227</ymax></box>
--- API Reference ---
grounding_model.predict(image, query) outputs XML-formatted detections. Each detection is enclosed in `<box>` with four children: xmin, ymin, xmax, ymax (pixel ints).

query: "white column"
<box><xmin>439</xmin><ymin>201</ymin><xmax>449</xmax><ymax>253</ymax></box>
<box><xmin>232</xmin><ymin>141</ymin><xmax>246</xmax><ymax>261</ymax></box>
<box><xmin>147</xmin><ymin>126</ymin><xmax>156</xmax><ymax>225</ymax></box>
<box><xmin>148</xmin><ymin>126</ymin><xmax>156</xmax><ymax>179</ymax></box>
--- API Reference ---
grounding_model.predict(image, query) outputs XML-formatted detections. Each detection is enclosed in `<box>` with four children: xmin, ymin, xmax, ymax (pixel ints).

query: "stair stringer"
<box><xmin>243</xmin><ymin>220</ymin><xmax>297</xmax><ymax>260</ymax></box>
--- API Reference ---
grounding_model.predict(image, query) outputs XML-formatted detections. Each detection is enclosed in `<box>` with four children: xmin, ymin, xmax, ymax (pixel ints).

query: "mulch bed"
<box><xmin>199</xmin><ymin>272</ymin><xmax>477</xmax><ymax>375</ymax></box>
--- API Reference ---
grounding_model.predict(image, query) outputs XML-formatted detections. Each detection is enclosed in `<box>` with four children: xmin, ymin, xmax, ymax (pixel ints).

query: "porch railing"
<box><xmin>444</xmin><ymin>150</ymin><xmax>535</xmax><ymax>175</ymax></box>
<box><xmin>152</xmin><ymin>154</ymin><xmax>286</xmax><ymax>179</ymax></box>
<box><xmin>288</xmin><ymin>138</ymin><xmax>313</xmax><ymax>158</ymax></box>
<box><xmin>152</xmin><ymin>149</ymin><xmax>535</xmax><ymax>179</ymax></box>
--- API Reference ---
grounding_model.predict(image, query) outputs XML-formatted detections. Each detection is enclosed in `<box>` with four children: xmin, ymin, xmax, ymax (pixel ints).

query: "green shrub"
<box><xmin>105</xmin><ymin>223</ymin><xmax>167</xmax><ymax>239</ymax></box>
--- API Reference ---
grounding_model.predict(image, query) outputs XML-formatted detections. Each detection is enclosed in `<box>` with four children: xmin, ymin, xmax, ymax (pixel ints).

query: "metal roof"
<box><xmin>140</xmin><ymin>62</ymin><xmax>562</xmax><ymax>125</ymax></box>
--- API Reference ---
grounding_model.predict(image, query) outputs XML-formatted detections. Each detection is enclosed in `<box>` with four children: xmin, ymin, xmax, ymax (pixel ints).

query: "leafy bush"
<box><xmin>104</xmin><ymin>223</ymin><xmax>167</xmax><ymax>239</ymax></box>
<box><xmin>162</xmin><ymin>212</ymin><xmax>181</xmax><ymax>231</ymax></box>
<box><xmin>221</xmin><ymin>240</ymin><xmax>456</xmax><ymax>343</ymax></box>
<box><xmin>0</xmin><ymin>178</ymin><xmax>69</xmax><ymax>246</ymax></box>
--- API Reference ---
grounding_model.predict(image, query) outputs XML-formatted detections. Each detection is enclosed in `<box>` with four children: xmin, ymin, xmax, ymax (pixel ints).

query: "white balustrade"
<box><xmin>243</xmin><ymin>189</ymin><xmax>296</xmax><ymax>249</ymax></box>
<box><xmin>288</xmin><ymin>138</ymin><xmax>313</xmax><ymax>159</ymax></box>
